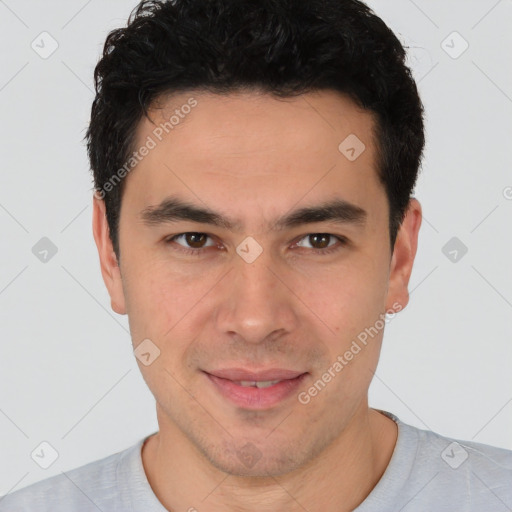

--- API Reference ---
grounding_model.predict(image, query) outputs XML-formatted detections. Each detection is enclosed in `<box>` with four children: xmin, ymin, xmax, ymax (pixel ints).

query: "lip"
<box><xmin>203</xmin><ymin>368</ymin><xmax>308</xmax><ymax>410</ymax></box>
<box><xmin>207</xmin><ymin>368</ymin><xmax>305</xmax><ymax>381</ymax></box>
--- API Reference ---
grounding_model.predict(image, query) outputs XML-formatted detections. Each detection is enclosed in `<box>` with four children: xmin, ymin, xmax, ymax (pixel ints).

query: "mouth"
<box><xmin>203</xmin><ymin>368</ymin><xmax>309</xmax><ymax>410</ymax></box>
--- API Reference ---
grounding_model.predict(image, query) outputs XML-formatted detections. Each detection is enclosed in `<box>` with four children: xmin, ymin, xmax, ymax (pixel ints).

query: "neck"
<box><xmin>141</xmin><ymin>405</ymin><xmax>398</xmax><ymax>512</ymax></box>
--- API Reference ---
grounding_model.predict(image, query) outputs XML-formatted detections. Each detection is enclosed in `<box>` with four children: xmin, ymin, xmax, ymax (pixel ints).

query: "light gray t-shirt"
<box><xmin>1</xmin><ymin>410</ymin><xmax>511</xmax><ymax>511</ymax></box>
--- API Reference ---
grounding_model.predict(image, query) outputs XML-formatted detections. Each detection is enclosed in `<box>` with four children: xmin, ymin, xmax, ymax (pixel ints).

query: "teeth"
<box><xmin>236</xmin><ymin>380</ymin><xmax>281</xmax><ymax>388</ymax></box>
<box><xmin>238</xmin><ymin>381</ymin><xmax>257</xmax><ymax>387</ymax></box>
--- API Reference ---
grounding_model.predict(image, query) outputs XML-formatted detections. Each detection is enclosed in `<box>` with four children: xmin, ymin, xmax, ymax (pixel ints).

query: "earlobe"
<box><xmin>385</xmin><ymin>198</ymin><xmax>422</xmax><ymax>313</ymax></box>
<box><xmin>91</xmin><ymin>194</ymin><xmax>127</xmax><ymax>315</ymax></box>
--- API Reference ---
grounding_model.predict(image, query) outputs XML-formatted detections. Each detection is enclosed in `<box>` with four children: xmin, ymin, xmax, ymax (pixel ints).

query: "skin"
<box><xmin>92</xmin><ymin>89</ymin><xmax>422</xmax><ymax>511</ymax></box>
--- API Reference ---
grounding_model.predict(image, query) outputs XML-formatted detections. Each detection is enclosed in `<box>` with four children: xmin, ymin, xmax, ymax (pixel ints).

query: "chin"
<box><xmin>198</xmin><ymin>436</ymin><xmax>314</xmax><ymax>478</ymax></box>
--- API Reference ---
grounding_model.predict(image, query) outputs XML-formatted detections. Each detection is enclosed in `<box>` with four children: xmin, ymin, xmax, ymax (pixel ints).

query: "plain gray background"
<box><xmin>0</xmin><ymin>0</ymin><xmax>511</xmax><ymax>494</ymax></box>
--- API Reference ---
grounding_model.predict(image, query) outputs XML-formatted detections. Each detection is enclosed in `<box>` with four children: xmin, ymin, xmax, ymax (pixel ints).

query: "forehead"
<box><xmin>123</xmin><ymin>90</ymin><xmax>385</xmax><ymax>229</ymax></box>
<box><xmin>143</xmin><ymin>89</ymin><xmax>376</xmax><ymax>159</ymax></box>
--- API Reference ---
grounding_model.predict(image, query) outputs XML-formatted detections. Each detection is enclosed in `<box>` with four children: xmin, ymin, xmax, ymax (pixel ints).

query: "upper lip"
<box><xmin>205</xmin><ymin>368</ymin><xmax>307</xmax><ymax>381</ymax></box>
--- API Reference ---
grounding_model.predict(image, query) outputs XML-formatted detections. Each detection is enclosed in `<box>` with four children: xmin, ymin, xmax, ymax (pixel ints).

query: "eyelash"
<box><xmin>164</xmin><ymin>232</ymin><xmax>348</xmax><ymax>256</ymax></box>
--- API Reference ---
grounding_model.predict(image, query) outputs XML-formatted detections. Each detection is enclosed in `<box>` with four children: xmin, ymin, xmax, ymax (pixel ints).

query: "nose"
<box><xmin>214</xmin><ymin>247</ymin><xmax>299</xmax><ymax>345</ymax></box>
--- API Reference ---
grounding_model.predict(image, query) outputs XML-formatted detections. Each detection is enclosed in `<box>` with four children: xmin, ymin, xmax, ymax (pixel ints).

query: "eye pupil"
<box><xmin>310</xmin><ymin>234</ymin><xmax>330</xmax><ymax>249</ymax></box>
<box><xmin>187</xmin><ymin>233</ymin><xmax>207</xmax><ymax>248</ymax></box>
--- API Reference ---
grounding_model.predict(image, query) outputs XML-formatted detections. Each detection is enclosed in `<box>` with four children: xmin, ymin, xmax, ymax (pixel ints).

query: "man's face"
<box><xmin>93</xmin><ymin>90</ymin><xmax>419</xmax><ymax>476</ymax></box>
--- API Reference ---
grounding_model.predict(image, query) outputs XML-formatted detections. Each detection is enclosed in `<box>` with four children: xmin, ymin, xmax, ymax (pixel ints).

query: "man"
<box><xmin>1</xmin><ymin>0</ymin><xmax>510</xmax><ymax>510</ymax></box>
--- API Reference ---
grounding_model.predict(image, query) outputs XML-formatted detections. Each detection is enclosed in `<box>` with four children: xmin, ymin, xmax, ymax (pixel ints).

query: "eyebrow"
<box><xmin>139</xmin><ymin>195</ymin><xmax>367</xmax><ymax>232</ymax></box>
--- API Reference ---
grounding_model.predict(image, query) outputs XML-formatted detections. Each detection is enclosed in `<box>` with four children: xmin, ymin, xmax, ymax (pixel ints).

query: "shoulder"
<box><xmin>404</xmin><ymin>421</ymin><xmax>512</xmax><ymax>508</ymax></box>
<box><xmin>0</xmin><ymin>444</ymin><xmax>135</xmax><ymax>512</ymax></box>
<box><xmin>362</xmin><ymin>411</ymin><xmax>512</xmax><ymax>511</ymax></box>
<box><xmin>414</xmin><ymin>422</ymin><xmax>512</xmax><ymax>472</ymax></box>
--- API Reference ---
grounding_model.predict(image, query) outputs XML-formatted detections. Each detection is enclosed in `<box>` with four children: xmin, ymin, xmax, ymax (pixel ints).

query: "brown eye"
<box><xmin>308</xmin><ymin>234</ymin><xmax>331</xmax><ymax>249</ymax></box>
<box><xmin>294</xmin><ymin>233</ymin><xmax>347</xmax><ymax>255</ymax></box>
<box><xmin>184</xmin><ymin>233</ymin><xmax>208</xmax><ymax>248</ymax></box>
<box><xmin>166</xmin><ymin>232</ymin><xmax>216</xmax><ymax>253</ymax></box>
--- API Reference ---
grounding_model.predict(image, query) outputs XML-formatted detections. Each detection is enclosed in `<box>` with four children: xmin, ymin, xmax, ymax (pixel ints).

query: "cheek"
<box><xmin>121</xmin><ymin>257</ymin><xmax>176</xmax><ymax>340</ymax></box>
<box><xmin>298</xmin><ymin>258</ymin><xmax>388</xmax><ymax>342</ymax></box>
<box><xmin>123</xmin><ymin>258</ymin><xmax>218</xmax><ymax>350</ymax></box>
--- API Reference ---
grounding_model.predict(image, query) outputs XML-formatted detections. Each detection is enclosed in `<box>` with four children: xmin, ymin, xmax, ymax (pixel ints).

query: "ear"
<box><xmin>385</xmin><ymin>198</ymin><xmax>422</xmax><ymax>313</ymax></box>
<box><xmin>92</xmin><ymin>194</ymin><xmax>127</xmax><ymax>315</ymax></box>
